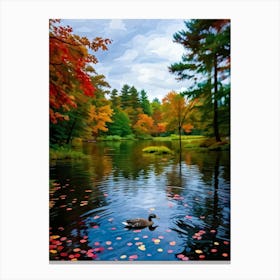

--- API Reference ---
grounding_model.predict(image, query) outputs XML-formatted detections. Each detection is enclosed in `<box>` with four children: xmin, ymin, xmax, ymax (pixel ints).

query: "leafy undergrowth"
<box><xmin>50</xmin><ymin>146</ymin><xmax>88</xmax><ymax>160</ymax></box>
<box><xmin>142</xmin><ymin>146</ymin><xmax>173</xmax><ymax>155</ymax></box>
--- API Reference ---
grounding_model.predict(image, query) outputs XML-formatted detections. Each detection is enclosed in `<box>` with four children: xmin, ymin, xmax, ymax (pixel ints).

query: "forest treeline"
<box><xmin>50</xmin><ymin>19</ymin><xmax>230</xmax><ymax>146</ymax></box>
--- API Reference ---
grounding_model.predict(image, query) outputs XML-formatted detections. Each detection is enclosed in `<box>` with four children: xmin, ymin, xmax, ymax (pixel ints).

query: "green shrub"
<box><xmin>50</xmin><ymin>146</ymin><xmax>87</xmax><ymax>160</ymax></box>
<box><xmin>142</xmin><ymin>146</ymin><xmax>173</xmax><ymax>155</ymax></box>
<box><xmin>123</xmin><ymin>134</ymin><xmax>136</xmax><ymax>140</ymax></box>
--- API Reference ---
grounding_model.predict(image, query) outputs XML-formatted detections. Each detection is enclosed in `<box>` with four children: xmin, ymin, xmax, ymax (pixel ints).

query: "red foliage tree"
<box><xmin>49</xmin><ymin>19</ymin><xmax>111</xmax><ymax>123</ymax></box>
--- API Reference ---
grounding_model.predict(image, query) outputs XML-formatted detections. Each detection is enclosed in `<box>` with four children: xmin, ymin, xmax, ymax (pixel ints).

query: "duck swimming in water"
<box><xmin>122</xmin><ymin>213</ymin><xmax>159</xmax><ymax>229</ymax></box>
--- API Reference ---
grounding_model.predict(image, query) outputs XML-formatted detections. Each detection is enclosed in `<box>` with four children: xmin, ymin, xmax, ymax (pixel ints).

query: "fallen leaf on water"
<box><xmin>182</xmin><ymin>256</ymin><xmax>189</xmax><ymax>261</ymax></box>
<box><xmin>94</xmin><ymin>242</ymin><xmax>100</xmax><ymax>246</ymax></box>
<box><xmin>152</xmin><ymin>238</ymin><xmax>160</xmax><ymax>244</ymax></box>
<box><xmin>80</xmin><ymin>239</ymin><xmax>87</xmax><ymax>243</ymax></box>
<box><xmin>157</xmin><ymin>248</ymin><xmax>163</xmax><ymax>252</ymax></box>
<box><xmin>120</xmin><ymin>255</ymin><xmax>127</xmax><ymax>259</ymax></box>
<box><xmin>73</xmin><ymin>248</ymin><xmax>81</xmax><ymax>252</ymax></box>
<box><xmin>158</xmin><ymin>235</ymin><xmax>164</xmax><ymax>239</ymax></box>
<box><xmin>116</xmin><ymin>237</ymin><xmax>122</xmax><ymax>240</ymax></box>
<box><xmin>185</xmin><ymin>215</ymin><xmax>192</xmax><ymax>219</ymax></box>
<box><xmin>93</xmin><ymin>215</ymin><xmax>100</xmax><ymax>219</ymax></box>
<box><xmin>138</xmin><ymin>245</ymin><xmax>146</xmax><ymax>251</ymax></box>
<box><xmin>195</xmin><ymin>250</ymin><xmax>203</xmax><ymax>254</ymax></box>
<box><xmin>60</xmin><ymin>252</ymin><xmax>68</xmax><ymax>257</ymax></box>
<box><xmin>214</xmin><ymin>242</ymin><xmax>219</xmax><ymax>245</ymax></box>
<box><xmin>85</xmin><ymin>190</ymin><xmax>92</xmax><ymax>193</ymax></box>
<box><xmin>223</xmin><ymin>241</ymin><xmax>229</xmax><ymax>245</ymax></box>
<box><xmin>211</xmin><ymin>248</ymin><xmax>218</xmax><ymax>253</ymax></box>
<box><xmin>68</xmin><ymin>254</ymin><xmax>75</xmax><ymax>259</ymax></box>
<box><xmin>70</xmin><ymin>258</ymin><xmax>77</xmax><ymax>261</ymax></box>
<box><xmin>57</xmin><ymin>246</ymin><xmax>64</xmax><ymax>251</ymax></box>
<box><xmin>51</xmin><ymin>235</ymin><xmax>60</xmax><ymax>240</ymax></box>
<box><xmin>74</xmin><ymin>253</ymin><xmax>81</xmax><ymax>258</ymax></box>
<box><xmin>108</xmin><ymin>218</ymin><xmax>114</xmax><ymax>222</ymax></box>
<box><xmin>134</xmin><ymin>237</ymin><xmax>140</xmax><ymax>241</ymax></box>
<box><xmin>143</xmin><ymin>235</ymin><xmax>148</xmax><ymax>239</ymax></box>
<box><xmin>147</xmin><ymin>253</ymin><xmax>152</xmax><ymax>257</ymax></box>
<box><xmin>222</xmin><ymin>253</ymin><xmax>228</xmax><ymax>257</ymax></box>
<box><xmin>177</xmin><ymin>254</ymin><xmax>184</xmax><ymax>259</ymax></box>
<box><xmin>111</xmin><ymin>227</ymin><xmax>117</xmax><ymax>230</ymax></box>
<box><xmin>107</xmin><ymin>247</ymin><xmax>114</xmax><ymax>250</ymax></box>
<box><xmin>106</xmin><ymin>241</ymin><xmax>112</xmax><ymax>246</ymax></box>
<box><xmin>135</xmin><ymin>242</ymin><xmax>143</xmax><ymax>246</ymax></box>
<box><xmin>103</xmin><ymin>193</ymin><xmax>108</xmax><ymax>197</ymax></box>
<box><xmin>83</xmin><ymin>235</ymin><xmax>88</xmax><ymax>239</ymax></box>
<box><xmin>149</xmin><ymin>207</ymin><xmax>155</xmax><ymax>211</ymax></box>
<box><xmin>87</xmin><ymin>252</ymin><xmax>97</xmax><ymax>258</ymax></box>
<box><xmin>50</xmin><ymin>250</ymin><xmax>57</xmax><ymax>254</ymax></box>
<box><xmin>93</xmin><ymin>225</ymin><xmax>99</xmax><ymax>229</ymax></box>
<box><xmin>169</xmin><ymin>241</ymin><xmax>176</xmax><ymax>246</ymax></box>
<box><xmin>167</xmin><ymin>249</ymin><xmax>173</xmax><ymax>253</ymax></box>
<box><xmin>210</xmin><ymin>229</ymin><xmax>216</xmax><ymax>233</ymax></box>
<box><xmin>127</xmin><ymin>242</ymin><xmax>133</xmax><ymax>246</ymax></box>
<box><xmin>199</xmin><ymin>254</ymin><xmax>205</xmax><ymax>259</ymax></box>
<box><xmin>165</xmin><ymin>229</ymin><xmax>171</xmax><ymax>233</ymax></box>
<box><xmin>129</xmin><ymin>255</ymin><xmax>138</xmax><ymax>260</ymax></box>
<box><xmin>133</xmin><ymin>229</ymin><xmax>141</xmax><ymax>233</ymax></box>
<box><xmin>60</xmin><ymin>237</ymin><xmax>67</xmax><ymax>241</ymax></box>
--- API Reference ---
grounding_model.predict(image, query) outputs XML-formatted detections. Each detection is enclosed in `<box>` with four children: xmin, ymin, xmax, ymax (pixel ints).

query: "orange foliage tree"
<box><xmin>49</xmin><ymin>19</ymin><xmax>111</xmax><ymax>123</ymax></box>
<box><xmin>133</xmin><ymin>113</ymin><xmax>154</xmax><ymax>136</ymax></box>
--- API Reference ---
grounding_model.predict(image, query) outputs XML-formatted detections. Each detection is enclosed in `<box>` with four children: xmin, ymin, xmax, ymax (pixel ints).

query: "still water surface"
<box><xmin>50</xmin><ymin>140</ymin><xmax>230</xmax><ymax>261</ymax></box>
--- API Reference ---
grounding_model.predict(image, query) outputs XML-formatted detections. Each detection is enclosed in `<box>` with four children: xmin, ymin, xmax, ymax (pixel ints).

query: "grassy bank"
<box><xmin>50</xmin><ymin>145</ymin><xmax>88</xmax><ymax>160</ymax></box>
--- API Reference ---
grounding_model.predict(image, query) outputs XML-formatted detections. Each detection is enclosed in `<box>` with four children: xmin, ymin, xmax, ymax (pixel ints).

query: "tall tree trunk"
<box><xmin>214</xmin><ymin>54</ymin><xmax>221</xmax><ymax>142</ymax></box>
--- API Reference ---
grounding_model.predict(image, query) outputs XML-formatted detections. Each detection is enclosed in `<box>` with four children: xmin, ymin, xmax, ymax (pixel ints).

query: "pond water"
<box><xmin>49</xmin><ymin>140</ymin><xmax>230</xmax><ymax>262</ymax></box>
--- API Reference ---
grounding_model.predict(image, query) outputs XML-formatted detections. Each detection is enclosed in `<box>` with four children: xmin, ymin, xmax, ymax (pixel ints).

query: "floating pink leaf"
<box><xmin>129</xmin><ymin>254</ymin><xmax>138</xmax><ymax>260</ymax></box>
<box><xmin>80</xmin><ymin>239</ymin><xmax>87</xmax><ymax>243</ymax></box>
<box><xmin>177</xmin><ymin>254</ymin><xmax>184</xmax><ymax>259</ymax></box>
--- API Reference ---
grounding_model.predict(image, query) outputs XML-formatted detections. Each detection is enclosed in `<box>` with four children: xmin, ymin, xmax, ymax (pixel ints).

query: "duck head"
<box><xmin>148</xmin><ymin>213</ymin><xmax>159</xmax><ymax>221</ymax></box>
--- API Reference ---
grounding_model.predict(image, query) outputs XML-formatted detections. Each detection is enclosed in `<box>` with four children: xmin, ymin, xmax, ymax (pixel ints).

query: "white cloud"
<box><xmin>108</xmin><ymin>19</ymin><xmax>126</xmax><ymax>31</ymax></box>
<box><xmin>115</xmin><ymin>49</ymin><xmax>138</xmax><ymax>62</ymax></box>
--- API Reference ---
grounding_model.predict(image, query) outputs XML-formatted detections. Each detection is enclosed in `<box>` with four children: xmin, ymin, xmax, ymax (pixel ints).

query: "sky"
<box><xmin>61</xmin><ymin>19</ymin><xmax>189</xmax><ymax>101</ymax></box>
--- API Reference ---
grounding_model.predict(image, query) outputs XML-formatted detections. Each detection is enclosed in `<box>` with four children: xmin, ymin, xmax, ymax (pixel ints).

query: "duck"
<box><xmin>122</xmin><ymin>213</ymin><xmax>159</xmax><ymax>229</ymax></box>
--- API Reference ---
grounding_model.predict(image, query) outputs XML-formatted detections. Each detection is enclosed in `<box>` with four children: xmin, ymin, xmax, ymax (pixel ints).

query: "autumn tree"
<box><xmin>133</xmin><ymin>114</ymin><xmax>154</xmax><ymax>136</ymax></box>
<box><xmin>169</xmin><ymin>19</ymin><xmax>230</xmax><ymax>141</ymax></box>
<box><xmin>162</xmin><ymin>91</ymin><xmax>197</xmax><ymax>152</ymax></box>
<box><xmin>49</xmin><ymin>19</ymin><xmax>111</xmax><ymax>124</ymax></box>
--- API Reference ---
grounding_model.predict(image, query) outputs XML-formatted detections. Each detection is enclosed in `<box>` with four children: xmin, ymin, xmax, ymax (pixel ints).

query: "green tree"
<box><xmin>169</xmin><ymin>19</ymin><xmax>230</xmax><ymax>141</ymax></box>
<box><xmin>108</xmin><ymin>110</ymin><xmax>132</xmax><ymax>136</ymax></box>
<box><xmin>140</xmin><ymin>90</ymin><xmax>152</xmax><ymax>116</ymax></box>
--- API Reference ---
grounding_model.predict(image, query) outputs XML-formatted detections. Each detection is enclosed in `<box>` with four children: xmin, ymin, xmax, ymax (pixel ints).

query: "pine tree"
<box><xmin>169</xmin><ymin>19</ymin><xmax>230</xmax><ymax>141</ymax></box>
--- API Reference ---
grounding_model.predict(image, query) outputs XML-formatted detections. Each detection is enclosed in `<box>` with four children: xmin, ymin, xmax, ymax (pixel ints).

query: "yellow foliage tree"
<box><xmin>87</xmin><ymin>104</ymin><xmax>113</xmax><ymax>139</ymax></box>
